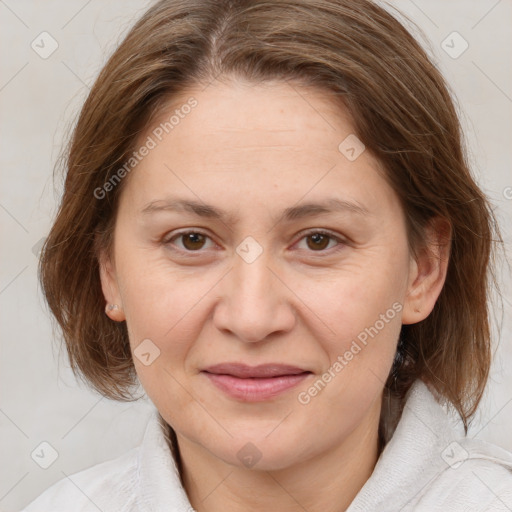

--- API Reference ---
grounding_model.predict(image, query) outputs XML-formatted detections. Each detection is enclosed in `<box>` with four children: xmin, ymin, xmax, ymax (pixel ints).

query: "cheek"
<box><xmin>118</xmin><ymin>262</ymin><xmax>211</xmax><ymax>419</ymax></box>
<box><xmin>116</xmin><ymin>250</ymin><xmax>225</xmax><ymax>367</ymax></box>
<box><xmin>117</xmin><ymin>245</ymin><xmax>189</xmax><ymax>326</ymax></box>
<box><xmin>297</xmin><ymin>249</ymin><xmax>407</xmax><ymax>343</ymax></box>
<box><xmin>294</xmin><ymin>277</ymin><xmax>403</xmax><ymax>438</ymax></box>
<box><xmin>309</xmin><ymin>280</ymin><xmax>403</xmax><ymax>387</ymax></box>
<box><xmin>294</xmin><ymin>249</ymin><xmax>407</xmax><ymax>401</ymax></box>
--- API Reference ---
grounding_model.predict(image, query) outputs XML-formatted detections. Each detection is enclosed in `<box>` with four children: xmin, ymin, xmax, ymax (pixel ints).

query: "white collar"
<box><xmin>134</xmin><ymin>380</ymin><xmax>512</xmax><ymax>511</ymax></box>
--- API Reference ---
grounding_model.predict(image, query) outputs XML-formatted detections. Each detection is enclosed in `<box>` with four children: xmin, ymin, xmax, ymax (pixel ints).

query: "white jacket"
<box><xmin>21</xmin><ymin>380</ymin><xmax>512</xmax><ymax>511</ymax></box>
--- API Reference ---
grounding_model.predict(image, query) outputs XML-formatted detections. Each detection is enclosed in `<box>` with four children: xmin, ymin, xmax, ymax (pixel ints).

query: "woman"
<box><xmin>22</xmin><ymin>0</ymin><xmax>512</xmax><ymax>510</ymax></box>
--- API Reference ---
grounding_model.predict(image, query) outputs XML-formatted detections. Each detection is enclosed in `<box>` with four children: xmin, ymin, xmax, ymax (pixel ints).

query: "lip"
<box><xmin>202</xmin><ymin>363</ymin><xmax>309</xmax><ymax>378</ymax></box>
<box><xmin>201</xmin><ymin>363</ymin><xmax>312</xmax><ymax>402</ymax></box>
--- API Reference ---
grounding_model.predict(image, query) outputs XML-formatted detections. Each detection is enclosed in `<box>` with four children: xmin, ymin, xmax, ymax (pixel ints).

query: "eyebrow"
<box><xmin>140</xmin><ymin>197</ymin><xmax>370</xmax><ymax>224</ymax></box>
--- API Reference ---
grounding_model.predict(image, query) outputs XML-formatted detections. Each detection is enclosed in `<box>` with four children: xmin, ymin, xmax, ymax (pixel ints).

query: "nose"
<box><xmin>212</xmin><ymin>250</ymin><xmax>296</xmax><ymax>343</ymax></box>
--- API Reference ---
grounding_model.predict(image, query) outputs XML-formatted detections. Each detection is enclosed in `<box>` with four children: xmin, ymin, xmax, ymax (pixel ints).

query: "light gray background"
<box><xmin>1</xmin><ymin>1</ymin><xmax>511</xmax><ymax>510</ymax></box>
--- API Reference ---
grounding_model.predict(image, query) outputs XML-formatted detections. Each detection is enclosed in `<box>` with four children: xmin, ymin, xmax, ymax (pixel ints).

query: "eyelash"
<box><xmin>162</xmin><ymin>229</ymin><xmax>346</xmax><ymax>256</ymax></box>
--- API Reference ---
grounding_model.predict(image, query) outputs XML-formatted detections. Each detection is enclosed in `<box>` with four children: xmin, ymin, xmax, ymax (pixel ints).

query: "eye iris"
<box><xmin>182</xmin><ymin>233</ymin><xmax>206</xmax><ymax>251</ymax></box>
<box><xmin>307</xmin><ymin>233</ymin><xmax>330</xmax><ymax>251</ymax></box>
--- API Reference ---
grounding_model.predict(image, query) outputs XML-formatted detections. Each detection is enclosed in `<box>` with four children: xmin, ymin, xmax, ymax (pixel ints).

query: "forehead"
<box><xmin>155</xmin><ymin>79</ymin><xmax>353</xmax><ymax>151</ymax></box>
<box><xmin>120</xmin><ymin>79</ymin><xmax>394</xmax><ymax>218</ymax></box>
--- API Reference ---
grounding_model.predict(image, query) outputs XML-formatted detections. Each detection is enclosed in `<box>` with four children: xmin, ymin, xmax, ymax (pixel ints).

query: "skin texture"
<box><xmin>100</xmin><ymin>78</ymin><xmax>450</xmax><ymax>512</ymax></box>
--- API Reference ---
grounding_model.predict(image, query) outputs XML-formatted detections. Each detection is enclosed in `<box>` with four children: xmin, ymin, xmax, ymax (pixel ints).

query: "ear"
<box><xmin>402</xmin><ymin>217</ymin><xmax>451</xmax><ymax>325</ymax></box>
<box><xmin>97</xmin><ymin>236</ymin><xmax>126</xmax><ymax>322</ymax></box>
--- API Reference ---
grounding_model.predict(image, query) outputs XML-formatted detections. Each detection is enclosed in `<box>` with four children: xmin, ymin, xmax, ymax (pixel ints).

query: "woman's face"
<box><xmin>101</xmin><ymin>79</ymin><xmax>429</xmax><ymax>471</ymax></box>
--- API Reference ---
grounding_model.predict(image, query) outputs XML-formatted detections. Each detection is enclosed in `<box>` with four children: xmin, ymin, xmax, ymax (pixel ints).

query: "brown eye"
<box><xmin>180</xmin><ymin>232</ymin><xmax>207</xmax><ymax>251</ymax></box>
<box><xmin>306</xmin><ymin>233</ymin><xmax>331</xmax><ymax>251</ymax></box>
<box><xmin>295</xmin><ymin>230</ymin><xmax>345</xmax><ymax>254</ymax></box>
<box><xmin>165</xmin><ymin>231</ymin><xmax>214</xmax><ymax>252</ymax></box>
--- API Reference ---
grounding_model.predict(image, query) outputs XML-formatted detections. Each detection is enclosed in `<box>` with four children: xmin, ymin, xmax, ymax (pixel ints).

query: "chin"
<box><xmin>208</xmin><ymin>431</ymin><xmax>311</xmax><ymax>472</ymax></box>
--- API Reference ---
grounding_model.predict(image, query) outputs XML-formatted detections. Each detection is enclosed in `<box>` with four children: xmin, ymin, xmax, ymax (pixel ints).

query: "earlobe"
<box><xmin>402</xmin><ymin>217</ymin><xmax>451</xmax><ymax>325</ymax></box>
<box><xmin>98</xmin><ymin>247</ymin><xmax>126</xmax><ymax>322</ymax></box>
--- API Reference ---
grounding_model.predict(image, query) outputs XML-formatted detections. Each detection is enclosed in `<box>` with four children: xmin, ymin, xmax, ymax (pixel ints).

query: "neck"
<box><xmin>175</xmin><ymin>399</ymin><xmax>382</xmax><ymax>512</ymax></box>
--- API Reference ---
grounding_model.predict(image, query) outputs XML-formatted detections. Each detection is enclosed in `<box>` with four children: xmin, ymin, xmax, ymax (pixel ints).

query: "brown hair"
<box><xmin>40</xmin><ymin>0</ymin><xmax>502</xmax><ymax>433</ymax></box>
